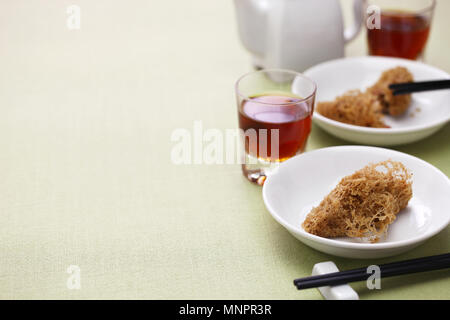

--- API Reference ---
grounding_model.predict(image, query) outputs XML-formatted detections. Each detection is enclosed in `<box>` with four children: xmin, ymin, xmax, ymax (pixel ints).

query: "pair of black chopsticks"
<box><xmin>389</xmin><ymin>80</ymin><xmax>450</xmax><ymax>95</ymax></box>
<box><xmin>294</xmin><ymin>253</ymin><xmax>450</xmax><ymax>290</ymax></box>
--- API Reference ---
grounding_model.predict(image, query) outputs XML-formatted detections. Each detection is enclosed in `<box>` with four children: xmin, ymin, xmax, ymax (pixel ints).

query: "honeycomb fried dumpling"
<box><xmin>368</xmin><ymin>67</ymin><xmax>414</xmax><ymax>116</ymax></box>
<box><xmin>302</xmin><ymin>160</ymin><xmax>413</xmax><ymax>242</ymax></box>
<box><xmin>316</xmin><ymin>90</ymin><xmax>388</xmax><ymax>128</ymax></box>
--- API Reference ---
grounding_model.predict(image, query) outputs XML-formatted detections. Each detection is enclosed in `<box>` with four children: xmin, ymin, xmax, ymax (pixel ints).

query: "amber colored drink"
<box><xmin>367</xmin><ymin>11</ymin><xmax>431</xmax><ymax>60</ymax></box>
<box><xmin>238</xmin><ymin>94</ymin><xmax>312</xmax><ymax>162</ymax></box>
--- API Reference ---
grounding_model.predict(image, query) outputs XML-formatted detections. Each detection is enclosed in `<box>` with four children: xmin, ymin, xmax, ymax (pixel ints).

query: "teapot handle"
<box><xmin>344</xmin><ymin>0</ymin><xmax>366</xmax><ymax>43</ymax></box>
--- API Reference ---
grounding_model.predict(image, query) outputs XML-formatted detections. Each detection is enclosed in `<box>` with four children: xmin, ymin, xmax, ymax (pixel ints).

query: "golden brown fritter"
<box><xmin>368</xmin><ymin>67</ymin><xmax>414</xmax><ymax>116</ymax></box>
<box><xmin>302</xmin><ymin>160</ymin><xmax>412</xmax><ymax>242</ymax></box>
<box><xmin>316</xmin><ymin>90</ymin><xmax>388</xmax><ymax>128</ymax></box>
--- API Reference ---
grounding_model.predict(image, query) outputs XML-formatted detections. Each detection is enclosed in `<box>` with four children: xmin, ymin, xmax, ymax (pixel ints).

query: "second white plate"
<box><xmin>304</xmin><ymin>56</ymin><xmax>450</xmax><ymax>146</ymax></box>
<box><xmin>262</xmin><ymin>146</ymin><xmax>450</xmax><ymax>259</ymax></box>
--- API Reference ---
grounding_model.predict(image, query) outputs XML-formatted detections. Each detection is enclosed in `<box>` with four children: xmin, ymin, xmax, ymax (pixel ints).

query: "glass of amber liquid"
<box><xmin>367</xmin><ymin>0</ymin><xmax>436</xmax><ymax>60</ymax></box>
<box><xmin>235</xmin><ymin>69</ymin><xmax>316</xmax><ymax>185</ymax></box>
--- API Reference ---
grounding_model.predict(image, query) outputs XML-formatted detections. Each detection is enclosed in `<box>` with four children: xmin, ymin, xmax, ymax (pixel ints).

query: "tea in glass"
<box><xmin>367</xmin><ymin>0</ymin><xmax>436</xmax><ymax>60</ymax></box>
<box><xmin>235</xmin><ymin>70</ymin><xmax>316</xmax><ymax>184</ymax></box>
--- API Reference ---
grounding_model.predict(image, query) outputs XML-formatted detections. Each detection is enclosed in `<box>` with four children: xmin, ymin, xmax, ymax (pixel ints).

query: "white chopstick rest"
<box><xmin>312</xmin><ymin>261</ymin><xmax>359</xmax><ymax>300</ymax></box>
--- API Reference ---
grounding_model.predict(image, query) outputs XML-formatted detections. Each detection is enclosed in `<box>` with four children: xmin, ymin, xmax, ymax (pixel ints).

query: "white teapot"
<box><xmin>234</xmin><ymin>0</ymin><xmax>366</xmax><ymax>71</ymax></box>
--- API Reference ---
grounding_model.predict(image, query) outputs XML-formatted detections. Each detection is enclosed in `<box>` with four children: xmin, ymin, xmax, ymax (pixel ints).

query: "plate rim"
<box><xmin>262</xmin><ymin>146</ymin><xmax>450</xmax><ymax>250</ymax></box>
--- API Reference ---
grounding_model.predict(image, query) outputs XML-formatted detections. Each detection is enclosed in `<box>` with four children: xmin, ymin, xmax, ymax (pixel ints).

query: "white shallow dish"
<box><xmin>304</xmin><ymin>56</ymin><xmax>450</xmax><ymax>146</ymax></box>
<box><xmin>262</xmin><ymin>146</ymin><xmax>450</xmax><ymax>259</ymax></box>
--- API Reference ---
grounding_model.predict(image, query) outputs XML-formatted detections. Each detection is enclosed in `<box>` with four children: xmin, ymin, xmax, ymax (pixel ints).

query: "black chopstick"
<box><xmin>296</xmin><ymin>258</ymin><xmax>450</xmax><ymax>290</ymax></box>
<box><xmin>296</xmin><ymin>257</ymin><xmax>450</xmax><ymax>290</ymax></box>
<box><xmin>389</xmin><ymin>80</ymin><xmax>450</xmax><ymax>95</ymax></box>
<box><xmin>293</xmin><ymin>252</ymin><xmax>450</xmax><ymax>286</ymax></box>
<box><xmin>294</xmin><ymin>253</ymin><xmax>450</xmax><ymax>290</ymax></box>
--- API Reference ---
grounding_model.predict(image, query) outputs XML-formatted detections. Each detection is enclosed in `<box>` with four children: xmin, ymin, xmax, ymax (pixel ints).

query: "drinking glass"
<box><xmin>366</xmin><ymin>0</ymin><xmax>436</xmax><ymax>60</ymax></box>
<box><xmin>235</xmin><ymin>69</ymin><xmax>316</xmax><ymax>185</ymax></box>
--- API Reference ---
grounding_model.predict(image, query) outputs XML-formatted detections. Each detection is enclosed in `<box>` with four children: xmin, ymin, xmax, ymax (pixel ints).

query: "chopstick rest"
<box><xmin>310</xmin><ymin>262</ymin><xmax>359</xmax><ymax>300</ymax></box>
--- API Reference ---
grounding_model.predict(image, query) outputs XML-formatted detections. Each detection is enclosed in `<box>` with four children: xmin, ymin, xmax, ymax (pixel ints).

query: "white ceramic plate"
<box><xmin>262</xmin><ymin>146</ymin><xmax>450</xmax><ymax>259</ymax></box>
<box><xmin>304</xmin><ymin>57</ymin><xmax>450</xmax><ymax>146</ymax></box>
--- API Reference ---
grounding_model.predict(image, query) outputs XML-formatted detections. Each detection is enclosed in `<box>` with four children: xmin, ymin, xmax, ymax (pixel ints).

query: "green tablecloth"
<box><xmin>0</xmin><ymin>0</ymin><xmax>448</xmax><ymax>299</ymax></box>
